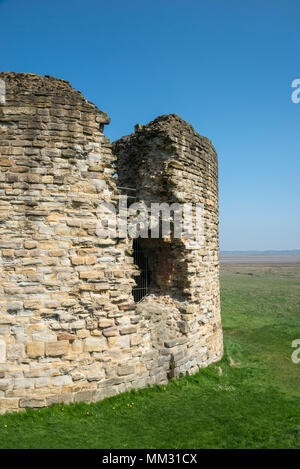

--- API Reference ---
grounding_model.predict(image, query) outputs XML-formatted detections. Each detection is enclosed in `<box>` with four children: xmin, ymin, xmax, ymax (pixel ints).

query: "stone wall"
<box><xmin>0</xmin><ymin>73</ymin><xmax>222</xmax><ymax>414</ymax></box>
<box><xmin>113</xmin><ymin>115</ymin><xmax>223</xmax><ymax>376</ymax></box>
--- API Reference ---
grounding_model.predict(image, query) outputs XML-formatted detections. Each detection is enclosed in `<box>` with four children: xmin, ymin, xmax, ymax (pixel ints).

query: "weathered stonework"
<box><xmin>0</xmin><ymin>72</ymin><xmax>222</xmax><ymax>414</ymax></box>
<box><xmin>113</xmin><ymin>115</ymin><xmax>223</xmax><ymax>373</ymax></box>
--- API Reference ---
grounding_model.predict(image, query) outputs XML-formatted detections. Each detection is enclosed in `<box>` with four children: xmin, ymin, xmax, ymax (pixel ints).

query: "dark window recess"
<box><xmin>132</xmin><ymin>239</ymin><xmax>151</xmax><ymax>302</ymax></box>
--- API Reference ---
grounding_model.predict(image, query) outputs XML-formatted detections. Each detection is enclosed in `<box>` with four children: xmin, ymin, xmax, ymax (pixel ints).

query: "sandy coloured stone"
<box><xmin>57</xmin><ymin>332</ymin><xmax>76</xmax><ymax>341</ymax></box>
<box><xmin>117</xmin><ymin>365</ymin><xmax>135</xmax><ymax>376</ymax></box>
<box><xmin>79</xmin><ymin>271</ymin><xmax>104</xmax><ymax>279</ymax></box>
<box><xmin>61</xmin><ymin>299</ymin><xmax>77</xmax><ymax>307</ymax></box>
<box><xmin>23</xmin><ymin>299</ymin><xmax>43</xmax><ymax>310</ymax></box>
<box><xmin>0</xmin><ymin>158</ymin><xmax>12</xmax><ymax>166</ymax></box>
<box><xmin>71</xmin><ymin>256</ymin><xmax>97</xmax><ymax>265</ymax></box>
<box><xmin>24</xmin><ymin>240</ymin><xmax>38</xmax><ymax>249</ymax></box>
<box><xmin>98</xmin><ymin>318</ymin><xmax>115</xmax><ymax>328</ymax></box>
<box><xmin>45</xmin><ymin>394</ymin><xmax>73</xmax><ymax>406</ymax></box>
<box><xmin>0</xmin><ymin>398</ymin><xmax>19</xmax><ymax>413</ymax></box>
<box><xmin>14</xmin><ymin>378</ymin><xmax>34</xmax><ymax>389</ymax></box>
<box><xmin>35</xmin><ymin>377</ymin><xmax>51</xmax><ymax>388</ymax></box>
<box><xmin>84</xmin><ymin>337</ymin><xmax>106</xmax><ymax>352</ymax></box>
<box><xmin>120</xmin><ymin>326</ymin><xmax>137</xmax><ymax>335</ymax></box>
<box><xmin>130</xmin><ymin>335</ymin><xmax>142</xmax><ymax>346</ymax></box>
<box><xmin>6</xmin><ymin>344</ymin><xmax>25</xmax><ymax>360</ymax></box>
<box><xmin>2</xmin><ymin>249</ymin><xmax>14</xmax><ymax>257</ymax></box>
<box><xmin>52</xmin><ymin>375</ymin><xmax>72</xmax><ymax>386</ymax></box>
<box><xmin>45</xmin><ymin>341</ymin><xmax>69</xmax><ymax>357</ymax></box>
<box><xmin>102</xmin><ymin>327</ymin><xmax>118</xmax><ymax>337</ymax></box>
<box><xmin>0</xmin><ymin>379</ymin><xmax>10</xmax><ymax>391</ymax></box>
<box><xmin>7</xmin><ymin>301</ymin><xmax>23</xmax><ymax>311</ymax></box>
<box><xmin>27</xmin><ymin>341</ymin><xmax>45</xmax><ymax>358</ymax></box>
<box><xmin>19</xmin><ymin>398</ymin><xmax>45</xmax><ymax>408</ymax></box>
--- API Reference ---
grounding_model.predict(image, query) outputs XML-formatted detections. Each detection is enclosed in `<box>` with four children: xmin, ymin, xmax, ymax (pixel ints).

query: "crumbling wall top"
<box><xmin>0</xmin><ymin>72</ymin><xmax>110</xmax><ymax>124</ymax></box>
<box><xmin>113</xmin><ymin>113</ymin><xmax>217</xmax><ymax>163</ymax></box>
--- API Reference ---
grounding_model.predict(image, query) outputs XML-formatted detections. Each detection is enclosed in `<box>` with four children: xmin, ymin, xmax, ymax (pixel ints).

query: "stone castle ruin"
<box><xmin>0</xmin><ymin>72</ymin><xmax>223</xmax><ymax>414</ymax></box>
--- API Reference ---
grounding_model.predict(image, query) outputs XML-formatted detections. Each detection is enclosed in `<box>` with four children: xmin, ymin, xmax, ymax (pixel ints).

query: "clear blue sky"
<box><xmin>0</xmin><ymin>0</ymin><xmax>299</xmax><ymax>250</ymax></box>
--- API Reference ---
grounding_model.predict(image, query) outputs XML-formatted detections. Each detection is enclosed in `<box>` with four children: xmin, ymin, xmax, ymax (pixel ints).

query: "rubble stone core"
<box><xmin>0</xmin><ymin>73</ymin><xmax>223</xmax><ymax>414</ymax></box>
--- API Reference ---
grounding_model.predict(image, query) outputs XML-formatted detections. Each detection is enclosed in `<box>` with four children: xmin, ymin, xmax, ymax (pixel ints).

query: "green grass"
<box><xmin>0</xmin><ymin>264</ymin><xmax>300</xmax><ymax>449</ymax></box>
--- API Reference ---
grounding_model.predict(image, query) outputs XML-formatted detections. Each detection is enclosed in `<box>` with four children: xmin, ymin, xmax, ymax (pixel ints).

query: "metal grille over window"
<box><xmin>117</xmin><ymin>186</ymin><xmax>136</xmax><ymax>202</ymax></box>
<box><xmin>132</xmin><ymin>239</ymin><xmax>151</xmax><ymax>302</ymax></box>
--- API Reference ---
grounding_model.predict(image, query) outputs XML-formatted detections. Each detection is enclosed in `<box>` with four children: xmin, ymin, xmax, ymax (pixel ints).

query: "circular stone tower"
<box><xmin>0</xmin><ymin>72</ymin><xmax>137</xmax><ymax>414</ymax></box>
<box><xmin>113</xmin><ymin>114</ymin><xmax>223</xmax><ymax>374</ymax></box>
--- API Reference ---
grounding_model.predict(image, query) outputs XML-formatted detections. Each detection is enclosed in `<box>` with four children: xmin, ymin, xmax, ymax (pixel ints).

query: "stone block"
<box><xmin>14</xmin><ymin>378</ymin><xmax>34</xmax><ymax>389</ymax></box>
<box><xmin>57</xmin><ymin>332</ymin><xmax>76</xmax><ymax>341</ymax></box>
<box><xmin>45</xmin><ymin>393</ymin><xmax>73</xmax><ymax>406</ymax></box>
<box><xmin>0</xmin><ymin>379</ymin><xmax>10</xmax><ymax>391</ymax></box>
<box><xmin>45</xmin><ymin>341</ymin><xmax>69</xmax><ymax>357</ymax></box>
<box><xmin>52</xmin><ymin>375</ymin><xmax>72</xmax><ymax>386</ymax></box>
<box><xmin>130</xmin><ymin>335</ymin><xmax>142</xmax><ymax>346</ymax></box>
<box><xmin>73</xmin><ymin>390</ymin><xmax>95</xmax><ymax>403</ymax></box>
<box><xmin>120</xmin><ymin>326</ymin><xmax>136</xmax><ymax>335</ymax></box>
<box><xmin>19</xmin><ymin>398</ymin><xmax>45</xmax><ymax>408</ymax></box>
<box><xmin>6</xmin><ymin>344</ymin><xmax>25</xmax><ymax>360</ymax></box>
<box><xmin>117</xmin><ymin>365</ymin><xmax>135</xmax><ymax>376</ymax></box>
<box><xmin>0</xmin><ymin>398</ymin><xmax>19</xmax><ymax>413</ymax></box>
<box><xmin>98</xmin><ymin>318</ymin><xmax>115</xmax><ymax>328</ymax></box>
<box><xmin>164</xmin><ymin>337</ymin><xmax>187</xmax><ymax>348</ymax></box>
<box><xmin>23</xmin><ymin>299</ymin><xmax>43</xmax><ymax>310</ymax></box>
<box><xmin>7</xmin><ymin>301</ymin><xmax>23</xmax><ymax>312</ymax></box>
<box><xmin>26</xmin><ymin>341</ymin><xmax>45</xmax><ymax>358</ymax></box>
<box><xmin>84</xmin><ymin>337</ymin><xmax>106</xmax><ymax>352</ymax></box>
<box><xmin>102</xmin><ymin>327</ymin><xmax>118</xmax><ymax>337</ymax></box>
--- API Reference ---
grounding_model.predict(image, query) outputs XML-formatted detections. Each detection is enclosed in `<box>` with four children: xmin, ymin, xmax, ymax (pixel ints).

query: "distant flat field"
<box><xmin>220</xmin><ymin>262</ymin><xmax>300</xmax><ymax>400</ymax></box>
<box><xmin>221</xmin><ymin>254</ymin><xmax>300</xmax><ymax>263</ymax></box>
<box><xmin>220</xmin><ymin>261</ymin><xmax>300</xmax><ymax>280</ymax></box>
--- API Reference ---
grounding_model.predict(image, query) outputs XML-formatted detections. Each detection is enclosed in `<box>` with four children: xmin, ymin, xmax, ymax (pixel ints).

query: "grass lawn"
<box><xmin>0</xmin><ymin>263</ymin><xmax>299</xmax><ymax>449</ymax></box>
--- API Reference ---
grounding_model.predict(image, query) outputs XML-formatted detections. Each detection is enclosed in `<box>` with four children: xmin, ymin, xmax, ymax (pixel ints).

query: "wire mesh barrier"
<box><xmin>117</xmin><ymin>186</ymin><xmax>137</xmax><ymax>201</ymax></box>
<box><xmin>116</xmin><ymin>187</ymin><xmax>150</xmax><ymax>302</ymax></box>
<box><xmin>132</xmin><ymin>239</ymin><xmax>151</xmax><ymax>302</ymax></box>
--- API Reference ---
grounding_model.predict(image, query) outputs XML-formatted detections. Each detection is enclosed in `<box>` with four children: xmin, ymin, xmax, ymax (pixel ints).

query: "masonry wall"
<box><xmin>0</xmin><ymin>73</ymin><xmax>222</xmax><ymax>415</ymax></box>
<box><xmin>113</xmin><ymin>115</ymin><xmax>223</xmax><ymax>379</ymax></box>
